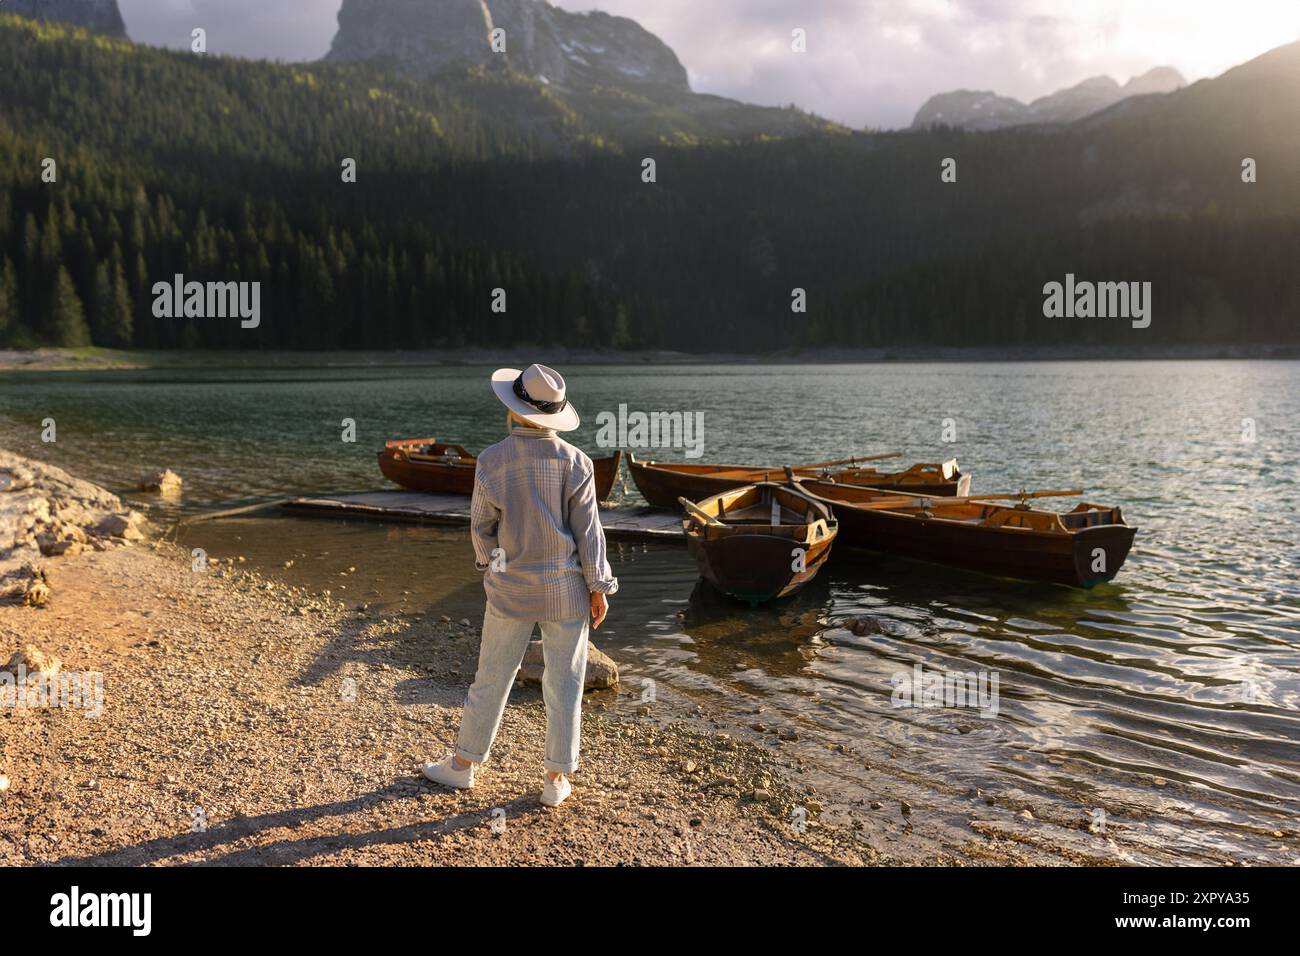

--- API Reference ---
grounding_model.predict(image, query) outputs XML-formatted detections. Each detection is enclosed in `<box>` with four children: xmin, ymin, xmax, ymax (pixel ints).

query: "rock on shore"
<box><xmin>2</xmin><ymin>643</ymin><xmax>61</xmax><ymax>680</ymax></box>
<box><xmin>518</xmin><ymin>639</ymin><xmax>619</xmax><ymax>690</ymax></box>
<box><xmin>0</xmin><ymin>449</ymin><xmax>147</xmax><ymax>603</ymax></box>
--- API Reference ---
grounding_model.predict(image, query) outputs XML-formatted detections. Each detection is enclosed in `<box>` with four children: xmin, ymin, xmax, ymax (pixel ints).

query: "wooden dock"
<box><xmin>281</xmin><ymin>490</ymin><xmax>685</xmax><ymax>542</ymax></box>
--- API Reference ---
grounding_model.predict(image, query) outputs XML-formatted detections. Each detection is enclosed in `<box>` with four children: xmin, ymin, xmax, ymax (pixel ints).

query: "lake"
<box><xmin>3</xmin><ymin>360</ymin><xmax>1298</xmax><ymax>864</ymax></box>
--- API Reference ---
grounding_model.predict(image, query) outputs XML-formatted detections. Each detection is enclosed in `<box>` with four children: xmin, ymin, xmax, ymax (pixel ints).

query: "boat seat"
<box><xmin>980</xmin><ymin>510</ymin><xmax>1032</xmax><ymax>529</ymax></box>
<box><xmin>1062</xmin><ymin>509</ymin><xmax>1113</xmax><ymax>529</ymax></box>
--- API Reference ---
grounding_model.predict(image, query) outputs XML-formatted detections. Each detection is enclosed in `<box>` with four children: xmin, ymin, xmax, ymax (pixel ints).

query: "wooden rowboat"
<box><xmin>832</xmin><ymin>460</ymin><xmax>969</xmax><ymax>497</ymax></box>
<box><xmin>798</xmin><ymin>480</ymin><xmax>1135</xmax><ymax>588</ymax></box>
<box><xmin>378</xmin><ymin>439</ymin><xmax>478</xmax><ymax>495</ymax></box>
<box><xmin>629</xmin><ymin>454</ymin><xmax>969</xmax><ymax>509</ymax></box>
<box><xmin>379</xmin><ymin>438</ymin><xmax>624</xmax><ymax>501</ymax></box>
<box><xmin>680</xmin><ymin>483</ymin><xmax>838</xmax><ymax>604</ymax></box>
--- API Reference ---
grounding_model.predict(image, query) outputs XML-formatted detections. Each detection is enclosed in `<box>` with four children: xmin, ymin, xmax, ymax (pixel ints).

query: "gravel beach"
<box><xmin>0</xmin><ymin>449</ymin><xmax>875</xmax><ymax>865</ymax></box>
<box><xmin>0</xmin><ymin>448</ymin><xmax>1119</xmax><ymax>866</ymax></box>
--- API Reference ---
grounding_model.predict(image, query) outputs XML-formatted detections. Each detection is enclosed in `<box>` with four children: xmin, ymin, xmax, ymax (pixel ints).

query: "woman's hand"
<box><xmin>590</xmin><ymin>591</ymin><xmax>609</xmax><ymax>629</ymax></box>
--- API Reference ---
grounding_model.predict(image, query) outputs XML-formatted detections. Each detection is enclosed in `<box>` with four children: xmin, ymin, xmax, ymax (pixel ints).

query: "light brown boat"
<box><xmin>629</xmin><ymin>454</ymin><xmax>969</xmax><ymax>509</ymax></box>
<box><xmin>379</xmin><ymin>438</ymin><xmax>623</xmax><ymax>501</ymax></box>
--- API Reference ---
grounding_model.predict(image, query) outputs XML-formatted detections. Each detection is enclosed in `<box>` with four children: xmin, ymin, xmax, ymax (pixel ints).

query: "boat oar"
<box><xmin>961</xmin><ymin>489</ymin><xmax>1083</xmax><ymax>503</ymax></box>
<box><xmin>678</xmin><ymin>496</ymin><xmax>725</xmax><ymax>527</ymax></box>
<box><xmin>792</xmin><ymin>452</ymin><xmax>902</xmax><ymax>471</ymax></box>
<box><xmin>786</xmin><ymin>468</ymin><xmax>1086</xmax><ymax>506</ymax></box>
<box><xmin>808</xmin><ymin>489</ymin><xmax>1086</xmax><ymax>511</ymax></box>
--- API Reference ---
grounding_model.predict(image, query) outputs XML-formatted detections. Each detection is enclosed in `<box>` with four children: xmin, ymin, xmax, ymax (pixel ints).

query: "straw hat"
<box><xmin>490</xmin><ymin>364</ymin><xmax>580</xmax><ymax>432</ymax></box>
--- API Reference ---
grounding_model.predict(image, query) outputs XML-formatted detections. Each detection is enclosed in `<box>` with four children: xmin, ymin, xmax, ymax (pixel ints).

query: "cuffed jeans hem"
<box><xmin>455</xmin><ymin>745</ymin><xmax>489</xmax><ymax>765</ymax></box>
<box><xmin>543</xmin><ymin>757</ymin><xmax>579</xmax><ymax>774</ymax></box>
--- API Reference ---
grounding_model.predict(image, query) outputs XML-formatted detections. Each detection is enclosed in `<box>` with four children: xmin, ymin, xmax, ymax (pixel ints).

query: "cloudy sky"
<box><xmin>117</xmin><ymin>0</ymin><xmax>1300</xmax><ymax>128</ymax></box>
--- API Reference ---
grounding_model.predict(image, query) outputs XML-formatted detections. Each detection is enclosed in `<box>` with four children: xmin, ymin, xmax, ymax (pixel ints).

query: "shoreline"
<box><xmin>1</xmin><ymin>448</ymin><xmax>868</xmax><ymax>866</ymax></box>
<box><xmin>1</xmin><ymin>343</ymin><xmax>1298</xmax><ymax>373</ymax></box>
<box><xmin>2</xmin><ymin>447</ymin><xmax>1153</xmax><ymax>866</ymax></box>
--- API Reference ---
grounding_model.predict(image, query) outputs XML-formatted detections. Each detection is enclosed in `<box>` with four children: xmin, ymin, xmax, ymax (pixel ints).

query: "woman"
<box><xmin>423</xmin><ymin>364</ymin><xmax>617</xmax><ymax>807</ymax></box>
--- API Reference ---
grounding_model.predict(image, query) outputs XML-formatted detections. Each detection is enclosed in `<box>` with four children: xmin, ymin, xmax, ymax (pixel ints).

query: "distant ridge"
<box><xmin>912</xmin><ymin>66</ymin><xmax>1186</xmax><ymax>130</ymax></box>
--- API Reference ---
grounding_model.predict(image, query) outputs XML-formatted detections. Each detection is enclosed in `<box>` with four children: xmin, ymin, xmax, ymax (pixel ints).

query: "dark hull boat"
<box><xmin>379</xmin><ymin>439</ymin><xmax>623</xmax><ymax>501</ymax></box>
<box><xmin>629</xmin><ymin>454</ymin><xmax>969</xmax><ymax>509</ymax></box>
<box><xmin>680</xmin><ymin>482</ymin><xmax>838</xmax><ymax>604</ymax></box>
<box><xmin>378</xmin><ymin>440</ymin><xmax>477</xmax><ymax>495</ymax></box>
<box><xmin>800</xmin><ymin>480</ymin><xmax>1136</xmax><ymax>588</ymax></box>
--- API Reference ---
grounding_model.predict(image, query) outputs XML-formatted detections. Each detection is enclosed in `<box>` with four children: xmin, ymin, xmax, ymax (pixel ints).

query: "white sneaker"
<box><xmin>423</xmin><ymin>755</ymin><xmax>474</xmax><ymax>789</ymax></box>
<box><xmin>540</xmin><ymin>773</ymin><xmax>572</xmax><ymax>807</ymax></box>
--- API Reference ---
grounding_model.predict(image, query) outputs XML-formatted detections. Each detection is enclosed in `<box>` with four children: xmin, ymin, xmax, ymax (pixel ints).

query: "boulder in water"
<box><xmin>844</xmin><ymin>615</ymin><xmax>886</xmax><ymax>636</ymax></box>
<box><xmin>137</xmin><ymin>469</ymin><xmax>182</xmax><ymax>495</ymax></box>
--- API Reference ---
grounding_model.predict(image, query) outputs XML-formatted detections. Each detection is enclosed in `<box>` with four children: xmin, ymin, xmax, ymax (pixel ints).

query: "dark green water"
<box><xmin>3</xmin><ymin>361</ymin><xmax>1298</xmax><ymax>863</ymax></box>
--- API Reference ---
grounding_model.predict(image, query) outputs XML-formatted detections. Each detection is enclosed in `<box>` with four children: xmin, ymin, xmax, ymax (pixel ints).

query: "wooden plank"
<box><xmin>678</xmin><ymin>496</ymin><xmax>724</xmax><ymax>527</ymax></box>
<box><xmin>281</xmin><ymin>490</ymin><xmax>684</xmax><ymax>542</ymax></box>
<box><xmin>174</xmin><ymin>499</ymin><xmax>290</xmax><ymax>525</ymax></box>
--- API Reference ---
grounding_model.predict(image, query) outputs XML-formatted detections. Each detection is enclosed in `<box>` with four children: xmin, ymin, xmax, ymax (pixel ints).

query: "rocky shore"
<box><xmin>0</xmin><ymin>449</ymin><xmax>147</xmax><ymax>607</ymax></box>
<box><xmin>1</xmin><ymin>447</ymin><xmax>1135</xmax><ymax>867</ymax></box>
<box><xmin>0</xmin><ymin>448</ymin><xmax>870</xmax><ymax>865</ymax></box>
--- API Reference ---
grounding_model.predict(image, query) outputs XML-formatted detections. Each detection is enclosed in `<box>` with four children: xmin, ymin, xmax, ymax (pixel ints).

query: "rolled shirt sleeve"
<box><xmin>566</xmin><ymin>462</ymin><xmax>619</xmax><ymax>595</ymax></box>
<box><xmin>469</xmin><ymin>474</ymin><xmax>501</xmax><ymax>572</ymax></box>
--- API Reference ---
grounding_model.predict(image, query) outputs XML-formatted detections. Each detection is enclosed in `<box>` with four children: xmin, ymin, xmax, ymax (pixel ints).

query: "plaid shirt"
<box><xmin>470</xmin><ymin>426</ymin><xmax>618</xmax><ymax>621</ymax></box>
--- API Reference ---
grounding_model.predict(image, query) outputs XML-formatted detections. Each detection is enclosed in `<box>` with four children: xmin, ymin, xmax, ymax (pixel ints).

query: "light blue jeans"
<box><xmin>455</xmin><ymin>601</ymin><xmax>589</xmax><ymax>774</ymax></box>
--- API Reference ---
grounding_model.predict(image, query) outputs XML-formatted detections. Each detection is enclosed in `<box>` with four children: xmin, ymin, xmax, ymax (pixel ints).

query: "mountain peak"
<box><xmin>1071</xmin><ymin>75</ymin><xmax>1123</xmax><ymax>91</ymax></box>
<box><xmin>2</xmin><ymin>0</ymin><xmax>126</xmax><ymax>37</ymax></box>
<box><xmin>909</xmin><ymin>89</ymin><xmax>1029</xmax><ymax>132</ymax></box>
<box><xmin>912</xmin><ymin>66</ymin><xmax>1185</xmax><ymax>131</ymax></box>
<box><xmin>1123</xmin><ymin>66</ymin><xmax>1188</xmax><ymax>95</ymax></box>
<box><xmin>325</xmin><ymin>0</ymin><xmax>690</xmax><ymax>96</ymax></box>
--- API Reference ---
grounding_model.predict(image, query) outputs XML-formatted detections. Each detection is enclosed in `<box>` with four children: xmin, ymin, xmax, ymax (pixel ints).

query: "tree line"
<box><xmin>1</xmin><ymin>14</ymin><xmax>1297</xmax><ymax>352</ymax></box>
